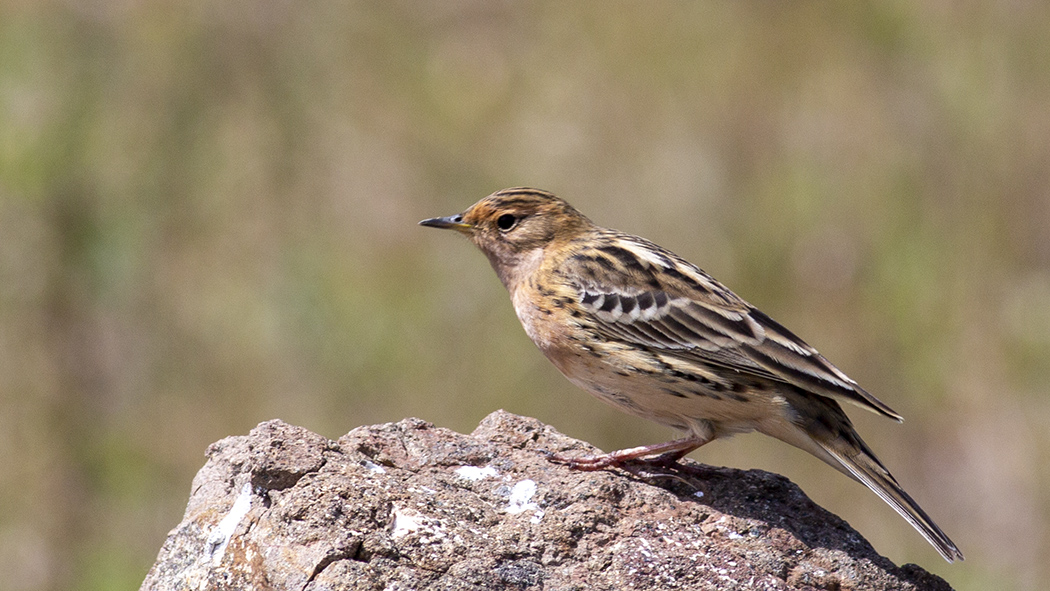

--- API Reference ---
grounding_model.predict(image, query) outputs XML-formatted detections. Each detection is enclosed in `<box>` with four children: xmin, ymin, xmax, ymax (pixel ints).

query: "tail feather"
<box><xmin>767</xmin><ymin>390</ymin><xmax>964</xmax><ymax>563</ymax></box>
<box><xmin>817</xmin><ymin>438</ymin><xmax>964</xmax><ymax>563</ymax></box>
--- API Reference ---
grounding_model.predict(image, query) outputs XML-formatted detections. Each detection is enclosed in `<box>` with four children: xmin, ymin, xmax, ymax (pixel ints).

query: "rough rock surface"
<box><xmin>141</xmin><ymin>411</ymin><xmax>952</xmax><ymax>590</ymax></box>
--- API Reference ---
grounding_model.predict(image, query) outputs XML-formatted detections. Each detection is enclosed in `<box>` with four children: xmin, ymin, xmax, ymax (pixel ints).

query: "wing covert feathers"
<box><xmin>565</xmin><ymin>235</ymin><xmax>902</xmax><ymax>421</ymax></box>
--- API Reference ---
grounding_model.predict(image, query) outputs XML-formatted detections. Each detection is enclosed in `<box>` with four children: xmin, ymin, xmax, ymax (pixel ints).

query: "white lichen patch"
<box><xmin>362</xmin><ymin>460</ymin><xmax>386</xmax><ymax>474</ymax></box>
<box><xmin>454</xmin><ymin>465</ymin><xmax>499</xmax><ymax>481</ymax></box>
<box><xmin>206</xmin><ymin>481</ymin><xmax>252</xmax><ymax>565</ymax></box>
<box><xmin>504</xmin><ymin>479</ymin><xmax>544</xmax><ymax>523</ymax></box>
<box><xmin>390</xmin><ymin>505</ymin><xmax>446</xmax><ymax>543</ymax></box>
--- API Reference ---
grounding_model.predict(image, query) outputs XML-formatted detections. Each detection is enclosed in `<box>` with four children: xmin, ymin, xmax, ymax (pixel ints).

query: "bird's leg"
<box><xmin>546</xmin><ymin>434</ymin><xmax>712</xmax><ymax>471</ymax></box>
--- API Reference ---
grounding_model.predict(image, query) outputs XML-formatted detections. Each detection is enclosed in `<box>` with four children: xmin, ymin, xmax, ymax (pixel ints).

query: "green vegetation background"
<box><xmin>2</xmin><ymin>2</ymin><xmax>1048</xmax><ymax>590</ymax></box>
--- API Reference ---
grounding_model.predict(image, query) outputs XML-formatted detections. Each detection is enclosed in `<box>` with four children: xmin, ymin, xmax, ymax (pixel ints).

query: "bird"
<box><xmin>419</xmin><ymin>187</ymin><xmax>963</xmax><ymax>562</ymax></box>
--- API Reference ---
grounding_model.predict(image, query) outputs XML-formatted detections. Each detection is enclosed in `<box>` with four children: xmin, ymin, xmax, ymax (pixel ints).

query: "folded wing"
<box><xmin>566</xmin><ymin>237</ymin><xmax>902</xmax><ymax>421</ymax></box>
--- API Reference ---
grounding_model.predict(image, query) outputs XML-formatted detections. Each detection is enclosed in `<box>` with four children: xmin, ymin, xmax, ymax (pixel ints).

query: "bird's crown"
<box><xmin>448</xmin><ymin>188</ymin><xmax>593</xmax><ymax>251</ymax></box>
<box><xmin>467</xmin><ymin>187</ymin><xmax>589</xmax><ymax>235</ymax></box>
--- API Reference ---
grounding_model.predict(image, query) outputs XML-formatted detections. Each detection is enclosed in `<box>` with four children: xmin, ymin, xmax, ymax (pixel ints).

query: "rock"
<box><xmin>140</xmin><ymin>411</ymin><xmax>953</xmax><ymax>591</ymax></box>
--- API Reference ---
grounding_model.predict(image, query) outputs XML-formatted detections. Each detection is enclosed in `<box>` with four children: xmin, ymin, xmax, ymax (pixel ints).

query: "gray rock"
<box><xmin>140</xmin><ymin>411</ymin><xmax>952</xmax><ymax>590</ymax></box>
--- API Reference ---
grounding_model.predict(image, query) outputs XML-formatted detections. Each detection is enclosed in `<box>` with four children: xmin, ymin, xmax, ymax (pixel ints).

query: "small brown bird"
<box><xmin>420</xmin><ymin>187</ymin><xmax>962</xmax><ymax>562</ymax></box>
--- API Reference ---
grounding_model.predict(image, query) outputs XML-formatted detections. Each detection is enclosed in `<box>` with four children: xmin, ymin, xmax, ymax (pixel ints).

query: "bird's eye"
<box><xmin>496</xmin><ymin>213</ymin><xmax>518</xmax><ymax>231</ymax></box>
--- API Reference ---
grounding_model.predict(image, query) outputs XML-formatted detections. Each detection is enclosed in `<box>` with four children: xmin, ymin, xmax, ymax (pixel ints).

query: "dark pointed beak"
<box><xmin>419</xmin><ymin>214</ymin><xmax>473</xmax><ymax>234</ymax></box>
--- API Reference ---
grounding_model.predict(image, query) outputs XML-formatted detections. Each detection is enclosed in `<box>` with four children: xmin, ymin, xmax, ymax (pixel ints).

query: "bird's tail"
<box><xmin>813</xmin><ymin>429</ymin><xmax>964</xmax><ymax>563</ymax></box>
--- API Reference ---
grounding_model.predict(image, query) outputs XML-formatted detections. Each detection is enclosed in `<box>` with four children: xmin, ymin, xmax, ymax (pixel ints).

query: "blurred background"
<box><xmin>1</xmin><ymin>1</ymin><xmax>1048</xmax><ymax>589</ymax></box>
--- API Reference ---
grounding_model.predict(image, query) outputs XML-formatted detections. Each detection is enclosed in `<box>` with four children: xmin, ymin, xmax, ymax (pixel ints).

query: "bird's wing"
<box><xmin>563</xmin><ymin>237</ymin><xmax>902</xmax><ymax>421</ymax></box>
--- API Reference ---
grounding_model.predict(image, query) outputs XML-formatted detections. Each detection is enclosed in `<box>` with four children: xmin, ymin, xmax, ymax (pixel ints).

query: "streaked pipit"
<box><xmin>420</xmin><ymin>187</ymin><xmax>962</xmax><ymax>562</ymax></box>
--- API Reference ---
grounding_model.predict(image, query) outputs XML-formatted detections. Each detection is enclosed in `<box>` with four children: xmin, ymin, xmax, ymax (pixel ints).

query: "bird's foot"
<box><xmin>542</xmin><ymin>434</ymin><xmax>711</xmax><ymax>472</ymax></box>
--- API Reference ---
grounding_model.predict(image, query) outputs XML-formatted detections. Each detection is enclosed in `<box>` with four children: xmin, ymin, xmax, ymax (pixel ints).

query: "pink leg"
<box><xmin>547</xmin><ymin>434</ymin><xmax>712</xmax><ymax>471</ymax></box>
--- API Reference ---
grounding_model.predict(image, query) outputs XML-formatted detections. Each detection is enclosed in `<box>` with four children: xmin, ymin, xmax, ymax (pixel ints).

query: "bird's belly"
<box><xmin>542</xmin><ymin>339</ymin><xmax>784</xmax><ymax>436</ymax></box>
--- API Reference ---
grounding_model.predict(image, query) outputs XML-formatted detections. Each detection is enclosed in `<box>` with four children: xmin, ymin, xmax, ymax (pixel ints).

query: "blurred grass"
<box><xmin>1</xmin><ymin>1</ymin><xmax>1049</xmax><ymax>589</ymax></box>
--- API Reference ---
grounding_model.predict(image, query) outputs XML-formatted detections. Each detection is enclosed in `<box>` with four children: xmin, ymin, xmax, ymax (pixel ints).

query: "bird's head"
<box><xmin>420</xmin><ymin>188</ymin><xmax>593</xmax><ymax>287</ymax></box>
